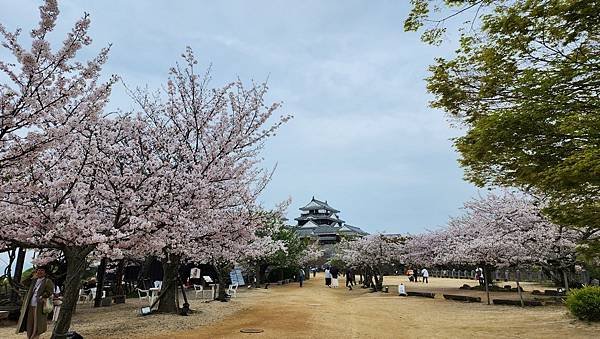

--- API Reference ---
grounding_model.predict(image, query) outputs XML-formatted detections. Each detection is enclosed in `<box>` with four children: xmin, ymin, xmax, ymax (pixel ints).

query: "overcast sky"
<box><xmin>1</xmin><ymin>0</ymin><xmax>482</xmax><ymax>237</ymax></box>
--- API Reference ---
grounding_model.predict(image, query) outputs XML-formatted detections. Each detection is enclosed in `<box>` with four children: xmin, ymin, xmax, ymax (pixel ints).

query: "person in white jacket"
<box><xmin>421</xmin><ymin>268</ymin><xmax>429</xmax><ymax>283</ymax></box>
<box><xmin>324</xmin><ymin>267</ymin><xmax>332</xmax><ymax>287</ymax></box>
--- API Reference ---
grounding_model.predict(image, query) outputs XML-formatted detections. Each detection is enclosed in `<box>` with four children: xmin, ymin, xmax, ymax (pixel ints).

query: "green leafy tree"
<box><xmin>405</xmin><ymin>0</ymin><xmax>600</xmax><ymax>239</ymax></box>
<box><xmin>251</xmin><ymin>211</ymin><xmax>308</xmax><ymax>284</ymax></box>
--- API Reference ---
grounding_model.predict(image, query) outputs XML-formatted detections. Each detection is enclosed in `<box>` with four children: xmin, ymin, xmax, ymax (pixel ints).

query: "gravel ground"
<box><xmin>0</xmin><ymin>288</ymin><xmax>256</xmax><ymax>339</ymax></box>
<box><xmin>1</xmin><ymin>276</ymin><xmax>598</xmax><ymax>338</ymax></box>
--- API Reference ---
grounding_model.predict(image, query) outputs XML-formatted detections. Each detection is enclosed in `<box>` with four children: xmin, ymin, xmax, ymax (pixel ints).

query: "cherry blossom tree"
<box><xmin>0</xmin><ymin>1</ymin><xmax>140</xmax><ymax>336</ymax></box>
<box><xmin>239</xmin><ymin>207</ymin><xmax>299</xmax><ymax>288</ymax></box>
<box><xmin>126</xmin><ymin>48</ymin><xmax>291</xmax><ymax>312</ymax></box>
<box><xmin>196</xmin><ymin>211</ymin><xmax>286</xmax><ymax>301</ymax></box>
<box><xmin>0</xmin><ymin>0</ymin><xmax>115</xmax><ymax>171</ymax></box>
<box><xmin>299</xmin><ymin>242</ymin><xmax>324</xmax><ymax>267</ymax></box>
<box><xmin>337</xmin><ymin>234</ymin><xmax>405</xmax><ymax>291</ymax></box>
<box><xmin>404</xmin><ymin>191</ymin><xmax>587</xmax><ymax>304</ymax></box>
<box><xmin>0</xmin><ymin>113</ymin><xmax>164</xmax><ymax>336</ymax></box>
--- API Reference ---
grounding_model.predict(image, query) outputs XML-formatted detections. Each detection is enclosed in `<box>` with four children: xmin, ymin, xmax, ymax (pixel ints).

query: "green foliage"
<box><xmin>405</xmin><ymin>0</ymin><xmax>497</xmax><ymax>45</ymax></box>
<box><xmin>405</xmin><ymin>0</ymin><xmax>600</xmax><ymax>240</ymax></box>
<box><xmin>21</xmin><ymin>267</ymin><xmax>34</xmax><ymax>283</ymax></box>
<box><xmin>328</xmin><ymin>257</ymin><xmax>347</xmax><ymax>270</ymax></box>
<box><xmin>257</xmin><ymin>211</ymin><xmax>307</xmax><ymax>269</ymax></box>
<box><xmin>566</xmin><ymin>286</ymin><xmax>600</xmax><ymax>321</ymax></box>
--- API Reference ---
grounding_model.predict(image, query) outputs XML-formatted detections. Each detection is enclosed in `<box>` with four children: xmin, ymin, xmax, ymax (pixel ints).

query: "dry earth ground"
<box><xmin>1</xmin><ymin>273</ymin><xmax>598</xmax><ymax>338</ymax></box>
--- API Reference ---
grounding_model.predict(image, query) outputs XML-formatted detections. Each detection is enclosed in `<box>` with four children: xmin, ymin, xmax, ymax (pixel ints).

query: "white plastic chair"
<box><xmin>77</xmin><ymin>289</ymin><xmax>88</xmax><ymax>304</ymax></box>
<box><xmin>89</xmin><ymin>287</ymin><xmax>106</xmax><ymax>301</ymax></box>
<box><xmin>227</xmin><ymin>283</ymin><xmax>238</xmax><ymax>298</ymax></box>
<box><xmin>137</xmin><ymin>288</ymin><xmax>150</xmax><ymax>304</ymax></box>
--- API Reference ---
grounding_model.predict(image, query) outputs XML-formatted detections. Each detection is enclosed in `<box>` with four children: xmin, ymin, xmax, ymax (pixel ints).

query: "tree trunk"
<box><xmin>52</xmin><ymin>246</ymin><xmax>93</xmax><ymax>339</ymax></box>
<box><xmin>562</xmin><ymin>269</ymin><xmax>569</xmax><ymax>291</ymax></box>
<box><xmin>10</xmin><ymin>247</ymin><xmax>26</xmax><ymax>304</ymax></box>
<box><xmin>215</xmin><ymin>263</ymin><xmax>232</xmax><ymax>301</ymax></box>
<box><xmin>94</xmin><ymin>257</ymin><xmax>108</xmax><ymax>307</ymax></box>
<box><xmin>157</xmin><ymin>255</ymin><xmax>180</xmax><ymax>313</ymax></box>
<box><xmin>483</xmin><ymin>265</ymin><xmax>490</xmax><ymax>305</ymax></box>
<box><xmin>136</xmin><ymin>256</ymin><xmax>154</xmax><ymax>290</ymax></box>
<box><xmin>516</xmin><ymin>269</ymin><xmax>524</xmax><ymax>307</ymax></box>
<box><xmin>255</xmin><ymin>263</ymin><xmax>262</xmax><ymax>288</ymax></box>
<box><xmin>375</xmin><ymin>266</ymin><xmax>384</xmax><ymax>291</ymax></box>
<box><xmin>13</xmin><ymin>247</ymin><xmax>26</xmax><ymax>283</ymax></box>
<box><xmin>113</xmin><ymin>259</ymin><xmax>125</xmax><ymax>302</ymax></box>
<box><xmin>373</xmin><ymin>273</ymin><xmax>382</xmax><ymax>291</ymax></box>
<box><xmin>259</xmin><ymin>264</ymin><xmax>269</xmax><ymax>284</ymax></box>
<box><xmin>178</xmin><ymin>276</ymin><xmax>190</xmax><ymax>315</ymax></box>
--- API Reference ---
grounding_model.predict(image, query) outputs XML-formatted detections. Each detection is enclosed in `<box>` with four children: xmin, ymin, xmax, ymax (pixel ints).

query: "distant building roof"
<box><xmin>299</xmin><ymin>197</ymin><xmax>340</xmax><ymax>213</ymax></box>
<box><xmin>299</xmin><ymin>220</ymin><xmax>319</xmax><ymax>229</ymax></box>
<box><xmin>339</xmin><ymin>224</ymin><xmax>369</xmax><ymax>236</ymax></box>
<box><xmin>313</xmin><ymin>225</ymin><xmax>339</xmax><ymax>235</ymax></box>
<box><xmin>294</xmin><ymin>214</ymin><xmax>345</xmax><ymax>224</ymax></box>
<box><xmin>295</xmin><ymin>228</ymin><xmax>315</xmax><ymax>237</ymax></box>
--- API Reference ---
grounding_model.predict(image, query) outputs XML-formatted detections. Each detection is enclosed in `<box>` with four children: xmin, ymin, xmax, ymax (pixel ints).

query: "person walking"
<box><xmin>345</xmin><ymin>268</ymin><xmax>353</xmax><ymax>290</ymax></box>
<box><xmin>476</xmin><ymin>267</ymin><xmax>484</xmax><ymax>286</ymax></box>
<box><xmin>298</xmin><ymin>268</ymin><xmax>305</xmax><ymax>287</ymax></box>
<box><xmin>412</xmin><ymin>269</ymin><xmax>419</xmax><ymax>283</ymax></box>
<box><xmin>16</xmin><ymin>266</ymin><xmax>55</xmax><ymax>339</ymax></box>
<box><xmin>324</xmin><ymin>267</ymin><xmax>332</xmax><ymax>287</ymax></box>
<box><xmin>330</xmin><ymin>266</ymin><xmax>339</xmax><ymax>288</ymax></box>
<box><xmin>421</xmin><ymin>268</ymin><xmax>429</xmax><ymax>284</ymax></box>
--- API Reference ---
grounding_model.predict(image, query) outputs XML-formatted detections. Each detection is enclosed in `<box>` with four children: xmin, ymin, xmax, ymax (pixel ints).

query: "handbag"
<box><xmin>42</xmin><ymin>297</ymin><xmax>54</xmax><ymax>314</ymax></box>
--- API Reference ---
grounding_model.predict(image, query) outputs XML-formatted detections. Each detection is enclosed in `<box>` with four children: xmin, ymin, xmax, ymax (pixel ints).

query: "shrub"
<box><xmin>566</xmin><ymin>286</ymin><xmax>600</xmax><ymax>321</ymax></box>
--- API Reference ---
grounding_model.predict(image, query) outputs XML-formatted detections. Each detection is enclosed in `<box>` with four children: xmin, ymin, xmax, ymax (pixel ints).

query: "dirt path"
<box><xmin>2</xmin><ymin>274</ymin><xmax>597</xmax><ymax>338</ymax></box>
<box><xmin>152</xmin><ymin>274</ymin><xmax>600</xmax><ymax>339</ymax></box>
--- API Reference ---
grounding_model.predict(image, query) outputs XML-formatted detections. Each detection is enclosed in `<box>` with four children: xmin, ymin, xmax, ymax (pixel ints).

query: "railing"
<box><xmin>426</xmin><ymin>269</ymin><xmax>590</xmax><ymax>284</ymax></box>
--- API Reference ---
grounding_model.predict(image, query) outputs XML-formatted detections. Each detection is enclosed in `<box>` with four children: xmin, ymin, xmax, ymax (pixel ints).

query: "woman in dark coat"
<box><xmin>16</xmin><ymin>266</ymin><xmax>55</xmax><ymax>339</ymax></box>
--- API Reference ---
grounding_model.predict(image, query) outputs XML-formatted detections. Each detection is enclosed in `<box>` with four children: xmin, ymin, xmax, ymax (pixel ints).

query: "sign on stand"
<box><xmin>229</xmin><ymin>268</ymin><xmax>245</xmax><ymax>286</ymax></box>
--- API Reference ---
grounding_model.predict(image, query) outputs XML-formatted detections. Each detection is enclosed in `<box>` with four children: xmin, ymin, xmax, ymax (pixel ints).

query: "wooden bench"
<box><xmin>406</xmin><ymin>291</ymin><xmax>435</xmax><ymax>298</ymax></box>
<box><xmin>492</xmin><ymin>299</ymin><xmax>544</xmax><ymax>306</ymax></box>
<box><xmin>0</xmin><ymin>306</ymin><xmax>20</xmax><ymax>322</ymax></box>
<box><xmin>543</xmin><ymin>289</ymin><xmax>565</xmax><ymax>296</ymax></box>
<box><xmin>443</xmin><ymin>294</ymin><xmax>481</xmax><ymax>303</ymax></box>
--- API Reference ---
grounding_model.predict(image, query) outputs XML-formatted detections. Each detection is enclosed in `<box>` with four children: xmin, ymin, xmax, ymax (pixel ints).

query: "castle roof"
<box><xmin>294</xmin><ymin>214</ymin><xmax>345</xmax><ymax>224</ymax></box>
<box><xmin>339</xmin><ymin>224</ymin><xmax>369</xmax><ymax>236</ymax></box>
<box><xmin>313</xmin><ymin>225</ymin><xmax>339</xmax><ymax>235</ymax></box>
<box><xmin>299</xmin><ymin>197</ymin><xmax>340</xmax><ymax>213</ymax></box>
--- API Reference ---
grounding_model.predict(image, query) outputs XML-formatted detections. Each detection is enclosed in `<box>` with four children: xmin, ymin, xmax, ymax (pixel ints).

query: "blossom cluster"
<box><xmin>404</xmin><ymin>191</ymin><xmax>581</xmax><ymax>269</ymax></box>
<box><xmin>0</xmin><ymin>2</ymin><xmax>289</xmax><ymax>271</ymax></box>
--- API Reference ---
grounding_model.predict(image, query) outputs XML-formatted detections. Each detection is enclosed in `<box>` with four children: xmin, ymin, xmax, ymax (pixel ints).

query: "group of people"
<box><xmin>322</xmin><ymin>266</ymin><xmax>356</xmax><ymax>290</ymax></box>
<box><xmin>298</xmin><ymin>266</ymin><xmax>358</xmax><ymax>290</ymax></box>
<box><xmin>405</xmin><ymin>267</ymin><xmax>429</xmax><ymax>283</ymax></box>
<box><xmin>324</xmin><ymin>266</ymin><xmax>339</xmax><ymax>288</ymax></box>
